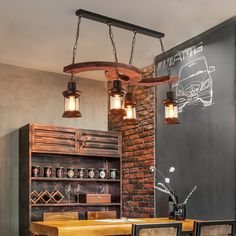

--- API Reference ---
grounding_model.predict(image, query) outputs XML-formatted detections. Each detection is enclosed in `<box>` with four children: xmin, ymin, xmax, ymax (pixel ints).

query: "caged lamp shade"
<box><xmin>163</xmin><ymin>91</ymin><xmax>180</xmax><ymax>124</ymax></box>
<box><xmin>108</xmin><ymin>80</ymin><xmax>126</xmax><ymax>113</ymax></box>
<box><xmin>123</xmin><ymin>91</ymin><xmax>137</xmax><ymax>123</ymax></box>
<box><xmin>63</xmin><ymin>80</ymin><xmax>81</xmax><ymax>118</ymax></box>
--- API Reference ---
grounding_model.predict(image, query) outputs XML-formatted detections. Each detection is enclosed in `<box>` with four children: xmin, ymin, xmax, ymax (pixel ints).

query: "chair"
<box><xmin>86</xmin><ymin>210</ymin><xmax>117</xmax><ymax>220</ymax></box>
<box><xmin>31</xmin><ymin>212</ymin><xmax>79</xmax><ymax>236</ymax></box>
<box><xmin>43</xmin><ymin>211</ymin><xmax>79</xmax><ymax>221</ymax></box>
<box><xmin>194</xmin><ymin>220</ymin><xmax>236</xmax><ymax>236</ymax></box>
<box><xmin>132</xmin><ymin>223</ymin><xmax>182</xmax><ymax>236</ymax></box>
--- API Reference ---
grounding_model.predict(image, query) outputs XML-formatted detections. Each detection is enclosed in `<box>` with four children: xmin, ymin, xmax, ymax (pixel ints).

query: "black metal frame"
<box><xmin>194</xmin><ymin>220</ymin><xmax>236</xmax><ymax>236</ymax></box>
<box><xmin>76</xmin><ymin>9</ymin><xmax>164</xmax><ymax>39</ymax></box>
<box><xmin>132</xmin><ymin>223</ymin><xmax>182</xmax><ymax>236</ymax></box>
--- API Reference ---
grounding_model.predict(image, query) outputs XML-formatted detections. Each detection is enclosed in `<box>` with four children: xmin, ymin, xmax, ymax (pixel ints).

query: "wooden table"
<box><xmin>30</xmin><ymin>217</ymin><xmax>195</xmax><ymax>236</ymax></box>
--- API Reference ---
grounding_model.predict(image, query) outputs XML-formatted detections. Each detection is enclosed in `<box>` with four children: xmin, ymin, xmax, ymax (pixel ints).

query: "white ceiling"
<box><xmin>0</xmin><ymin>0</ymin><xmax>235</xmax><ymax>81</ymax></box>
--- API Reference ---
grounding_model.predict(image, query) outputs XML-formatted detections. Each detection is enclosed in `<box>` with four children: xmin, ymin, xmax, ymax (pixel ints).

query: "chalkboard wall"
<box><xmin>155</xmin><ymin>18</ymin><xmax>236</xmax><ymax>219</ymax></box>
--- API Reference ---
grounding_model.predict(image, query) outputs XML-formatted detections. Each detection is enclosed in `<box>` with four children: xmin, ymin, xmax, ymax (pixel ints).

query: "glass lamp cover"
<box><xmin>165</xmin><ymin>103</ymin><xmax>178</xmax><ymax>119</ymax></box>
<box><xmin>62</xmin><ymin>80</ymin><xmax>81</xmax><ymax>118</ymax></box>
<box><xmin>110</xmin><ymin>94</ymin><xmax>124</xmax><ymax>110</ymax></box>
<box><xmin>64</xmin><ymin>96</ymin><xmax>79</xmax><ymax>112</ymax></box>
<box><xmin>164</xmin><ymin>102</ymin><xmax>180</xmax><ymax>124</ymax></box>
<box><xmin>124</xmin><ymin>105</ymin><xmax>136</xmax><ymax>120</ymax></box>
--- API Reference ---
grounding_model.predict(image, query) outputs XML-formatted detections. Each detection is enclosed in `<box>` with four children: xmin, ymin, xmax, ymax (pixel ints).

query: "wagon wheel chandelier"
<box><xmin>63</xmin><ymin>9</ymin><xmax>178</xmax><ymax>124</ymax></box>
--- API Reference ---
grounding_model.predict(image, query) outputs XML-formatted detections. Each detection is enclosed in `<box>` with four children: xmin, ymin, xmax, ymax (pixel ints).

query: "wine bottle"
<box><xmin>168</xmin><ymin>191</ymin><xmax>178</xmax><ymax>219</ymax></box>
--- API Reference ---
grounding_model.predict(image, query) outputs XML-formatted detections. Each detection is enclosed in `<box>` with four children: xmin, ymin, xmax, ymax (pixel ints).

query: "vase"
<box><xmin>174</xmin><ymin>203</ymin><xmax>186</xmax><ymax>220</ymax></box>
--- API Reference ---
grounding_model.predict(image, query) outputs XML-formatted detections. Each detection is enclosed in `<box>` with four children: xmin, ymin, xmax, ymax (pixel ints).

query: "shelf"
<box><xmin>31</xmin><ymin>177</ymin><xmax>121</xmax><ymax>182</ymax></box>
<box><xmin>31</xmin><ymin>203</ymin><xmax>121</xmax><ymax>207</ymax></box>
<box><xmin>32</xmin><ymin>151</ymin><xmax>121</xmax><ymax>159</ymax></box>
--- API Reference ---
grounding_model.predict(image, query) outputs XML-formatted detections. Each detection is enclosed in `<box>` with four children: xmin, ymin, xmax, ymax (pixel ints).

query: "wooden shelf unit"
<box><xmin>19</xmin><ymin>123</ymin><xmax>122</xmax><ymax>236</ymax></box>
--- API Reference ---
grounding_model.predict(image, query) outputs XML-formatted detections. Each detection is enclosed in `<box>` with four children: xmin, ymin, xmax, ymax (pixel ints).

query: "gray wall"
<box><xmin>0</xmin><ymin>63</ymin><xmax>107</xmax><ymax>236</ymax></box>
<box><xmin>155</xmin><ymin>21</ymin><xmax>235</xmax><ymax>219</ymax></box>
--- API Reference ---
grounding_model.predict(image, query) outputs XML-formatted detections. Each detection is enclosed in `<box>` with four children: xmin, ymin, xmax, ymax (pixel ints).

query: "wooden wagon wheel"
<box><xmin>64</xmin><ymin>61</ymin><xmax>143</xmax><ymax>84</ymax></box>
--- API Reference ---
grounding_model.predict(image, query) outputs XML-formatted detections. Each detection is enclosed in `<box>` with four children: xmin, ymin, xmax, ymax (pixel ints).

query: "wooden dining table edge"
<box><xmin>30</xmin><ymin>222</ymin><xmax>59</xmax><ymax>236</ymax></box>
<box><xmin>30</xmin><ymin>217</ymin><xmax>197</xmax><ymax>236</ymax></box>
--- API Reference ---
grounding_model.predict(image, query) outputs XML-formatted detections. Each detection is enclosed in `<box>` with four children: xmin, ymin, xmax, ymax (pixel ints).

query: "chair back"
<box><xmin>87</xmin><ymin>211</ymin><xmax>117</xmax><ymax>220</ymax></box>
<box><xmin>43</xmin><ymin>211</ymin><xmax>78</xmax><ymax>221</ymax></box>
<box><xmin>194</xmin><ymin>220</ymin><xmax>236</xmax><ymax>236</ymax></box>
<box><xmin>132</xmin><ymin>223</ymin><xmax>182</xmax><ymax>236</ymax></box>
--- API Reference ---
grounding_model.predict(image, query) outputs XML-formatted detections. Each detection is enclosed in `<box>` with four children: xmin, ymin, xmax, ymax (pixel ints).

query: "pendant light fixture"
<box><xmin>63</xmin><ymin>75</ymin><xmax>81</xmax><ymax>118</ymax></box>
<box><xmin>109</xmin><ymin>79</ymin><xmax>126</xmax><ymax>113</ymax></box>
<box><xmin>163</xmin><ymin>84</ymin><xmax>180</xmax><ymax>124</ymax></box>
<box><xmin>123</xmin><ymin>87</ymin><xmax>137</xmax><ymax>123</ymax></box>
<box><xmin>63</xmin><ymin>9</ymin><xmax>179</xmax><ymax>120</ymax></box>
<box><xmin>62</xmin><ymin>15</ymin><xmax>82</xmax><ymax>118</ymax></box>
<box><xmin>159</xmin><ymin>38</ymin><xmax>180</xmax><ymax>125</ymax></box>
<box><xmin>107</xmin><ymin>23</ymin><xmax>126</xmax><ymax>114</ymax></box>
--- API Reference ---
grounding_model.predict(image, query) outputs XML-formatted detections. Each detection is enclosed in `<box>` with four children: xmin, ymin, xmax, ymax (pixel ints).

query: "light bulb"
<box><xmin>114</xmin><ymin>94</ymin><xmax>121</xmax><ymax>109</ymax></box>
<box><xmin>126</xmin><ymin>106</ymin><xmax>133</xmax><ymax>119</ymax></box>
<box><xmin>68</xmin><ymin>96</ymin><xmax>76</xmax><ymax>111</ymax></box>
<box><xmin>168</xmin><ymin>105</ymin><xmax>175</xmax><ymax>118</ymax></box>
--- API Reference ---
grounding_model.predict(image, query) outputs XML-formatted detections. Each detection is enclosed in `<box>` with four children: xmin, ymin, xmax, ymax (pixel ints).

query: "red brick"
<box><xmin>108</xmin><ymin>86</ymin><xmax>155</xmax><ymax>218</ymax></box>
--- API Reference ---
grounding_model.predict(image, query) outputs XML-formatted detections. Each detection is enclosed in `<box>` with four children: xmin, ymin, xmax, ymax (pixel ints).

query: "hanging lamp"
<box><xmin>62</xmin><ymin>15</ymin><xmax>82</xmax><ymax>118</ymax></box>
<box><xmin>107</xmin><ymin>23</ymin><xmax>126</xmax><ymax>114</ymax></box>
<box><xmin>123</xmin><ymin>88</ymin><xmax>137</xmax><ymax>123</ymax></box>
<box><xmin>159</xmin><ymin>38</ymin><xmax>180</xmax><ymax>124</ymax></box>
<box><xmin>109</xmin><ymin>79</ymin><xmax>126</xmax><ymax>112</ymax></box>
<box><xmin>123</xmin><ymin>31</ymin><xmax>137</xmax><ymax>124</ymax></box>
<box><xmin>160</xmin><ymin>38</ymin><xmax>180</xmax><ymax>125</ymax></box>
<box><xmin>163</xmin><ymin>84</ymin><xmax>180</xmax><ymax>124</ymax></box>
<box><xmin>63</xmin><ymin>75</ymin><xmax>81</xmax><ymax>118</ymax></box>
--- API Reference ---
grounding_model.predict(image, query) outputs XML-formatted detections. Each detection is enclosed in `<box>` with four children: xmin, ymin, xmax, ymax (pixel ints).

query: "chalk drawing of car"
<box><xmin>175</xmin><ymin>56</ymin><xmax>215</xmax><ymax>113</ymax></box>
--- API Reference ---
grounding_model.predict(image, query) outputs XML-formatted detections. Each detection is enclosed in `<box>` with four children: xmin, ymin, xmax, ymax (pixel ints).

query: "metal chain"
<box><xmin>159</xmin><ymin>38</ymin><xmax>171</xmax><ymax>90</ymax></box>
<box><xmin>108</xmin><ymin>23</ymin><xmax>119</xmax><ymax>63</ymax></box>
<box><xmin>107</xmin><ymin>23</ymin><xmax>119</xmax><ymax>79</ymax></box>
<box><xmin>159</xmin><ymin>38</ymin><xmax>170</xmax><ymax>75</ymax></box>
<box><xmin>129</xmin><ymin>30</ymin><xmax>137</xmax><ymax>65</ymax></box>
<box><xmin>72</xmin><ymin>15</ymin><xmax>82</xmax><ymax>64</ymax></box>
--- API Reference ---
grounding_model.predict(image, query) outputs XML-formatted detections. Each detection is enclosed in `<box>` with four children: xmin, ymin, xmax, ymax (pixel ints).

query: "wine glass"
<box><xmin>75</xmin><ymin>184</ymin><xmax>81</xmax><ymax>203</ymax></box>
<box><xmin>65</xmin><ymin>184</ymin><xmax>72</xmax><ymax>203</ymax></box>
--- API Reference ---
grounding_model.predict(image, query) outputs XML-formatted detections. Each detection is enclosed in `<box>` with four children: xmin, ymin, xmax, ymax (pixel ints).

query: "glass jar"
<box><xmin>44</xmin><ymin>166</ymin><xmax>52</xmax><ymax>178</ymax></box>
<box><xmin>88</xmin><ymin>168</ymin><xmax>95</xmax><ymax>179</ymax></box>
<box><xmin>32</xmin><ymin>165</ymin><xmax>40</xmax><ymax>177</ymax></box>
<box><xmin>78</xmin><ymin>168</ymin><xmax>85</xmax><ymax>178</ymax></box>
<box><xmin>99</xmin><ymin>168</ymin><xmax>106</xmax><ymax>179</ymax></box>
<box><xmin>56</xmin><ymin>167</ymin><xmax>64</xmax><ymax>178</ymax></box>
<box><xmin>109</xmin><ymin>169</ymin><xmax>117</xmax><ymax>179</ymax></box>
<box><xmin>67</xmin><ymin>167</ymin><xmax>75</xmax><ymax>178</ymax></box>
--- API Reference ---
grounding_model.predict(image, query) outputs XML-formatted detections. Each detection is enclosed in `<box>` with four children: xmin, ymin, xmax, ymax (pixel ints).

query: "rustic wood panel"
<box><xmin>43</xmin><ymin>212</ymin><xmax>79</xmax><ymax>221</ymax></box>
<box><xmin>87</xmin><ymin>211</ymin><xmax>117</xmax><ymax>220</ymax></box>
<box><xmin>79</xmin><ymin>194</ymin><xmax>111</xmax><ymax>204</ymax></box>
<box><xmin>31</xmin><ymin>124</ymin><xmax>78</xmax><ymax>154</ymax></box>
<box><xmin>79</xmin><ymin>129</ymin><xmax>121</xmax><ymax>157</ymax></box>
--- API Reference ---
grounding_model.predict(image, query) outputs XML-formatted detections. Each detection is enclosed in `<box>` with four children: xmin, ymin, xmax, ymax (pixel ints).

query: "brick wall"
<box><xmin>108</xmin><ymin>86</ymin><xmax>155</xmax><ymax>218</ymax></box>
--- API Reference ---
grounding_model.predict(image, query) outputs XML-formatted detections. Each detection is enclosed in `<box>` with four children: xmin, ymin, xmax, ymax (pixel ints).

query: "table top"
<box><xmin>30</xmin><ymin>217</ymin><xmax>195</xmax><ymax>236</ymax></box>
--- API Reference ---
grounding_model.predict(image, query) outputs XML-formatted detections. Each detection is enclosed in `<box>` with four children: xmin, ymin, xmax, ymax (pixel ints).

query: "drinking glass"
<box><xmin>75</xmin><ymin>184</ymin><xmax>81</xmax><ymax>203</ymax></box>
<box><xmin>65</xmin><ymin>184</ymin><xmax>72</xmax><ymax>203</ymax></box>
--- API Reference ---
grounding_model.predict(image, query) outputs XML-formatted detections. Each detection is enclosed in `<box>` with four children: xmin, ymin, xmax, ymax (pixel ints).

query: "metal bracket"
<box><xmin>76</xmin><ymin>9</ymin><xmax>165</xmax><ymax>39</ymax></box>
